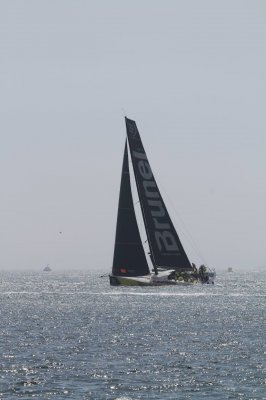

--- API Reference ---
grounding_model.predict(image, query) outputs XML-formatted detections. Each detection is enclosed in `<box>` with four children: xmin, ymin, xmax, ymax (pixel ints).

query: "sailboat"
<box><xmin>109</xmin><ymin>117</ymin><xmax>215</xmax><ymax>286</ymax></box>
<box><xmin>43</xmin><ymin>264</ymin><xmax>52</xmax><ymax>272</ymax></box>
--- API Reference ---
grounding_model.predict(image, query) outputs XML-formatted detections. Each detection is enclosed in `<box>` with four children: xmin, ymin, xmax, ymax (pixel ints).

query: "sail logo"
<box><xmin>127</xmin><ymin>121</ymin><xmax>138</xmax><ymax>139</ymax></box>
<box><xmin>133</xmin><ymin>150</ymin><xmax>180</xmax><ymax>255</ymax></box>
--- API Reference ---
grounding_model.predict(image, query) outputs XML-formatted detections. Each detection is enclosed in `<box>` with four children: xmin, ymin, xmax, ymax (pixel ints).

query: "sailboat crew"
<box><xmin>199</xmin><ymin>264</ymin><xmax>209</xmax><ymax>283</ymax></box>
<box><xmin>191</xmin><ymin>263</ymin><xmax>197</xmax><ymax>273</ymax></box>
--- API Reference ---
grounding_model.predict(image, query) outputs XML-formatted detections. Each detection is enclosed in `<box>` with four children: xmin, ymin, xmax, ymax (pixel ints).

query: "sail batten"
<box><xmin>125</xmin><ymin>117</ymin><xmax>192</xmax><ymax>271</ymax></box>
<box><xmin>112</xmin><ymin>141</ymin><xmax>150</xmax><ymax>277</ymax></box>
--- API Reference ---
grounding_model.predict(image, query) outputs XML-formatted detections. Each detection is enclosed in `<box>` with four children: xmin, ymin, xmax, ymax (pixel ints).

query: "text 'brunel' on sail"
<box><xmin>126</xmin><ymin>118</ymin><xmax>191</xmax><ymax>271</ymax></box>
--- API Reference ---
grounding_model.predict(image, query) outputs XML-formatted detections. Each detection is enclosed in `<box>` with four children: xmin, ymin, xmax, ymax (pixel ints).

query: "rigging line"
<box><xmin>128</xmin><ymin>143</ymin><xmax>155</xmax><ymax>272</ymax></box>
<box><xmin>128</xmin><ymin>149</ymin><xmax>145</xmax><ymax>243</ymax></box>
<box><xmin>154</xmin><ymin>172</ymin><xmax>209</xmax><ymax>267</ymax></box>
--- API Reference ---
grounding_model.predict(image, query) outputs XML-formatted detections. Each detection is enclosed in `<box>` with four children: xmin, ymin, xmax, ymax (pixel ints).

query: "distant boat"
<box><xmin>43</xmin><ymin>264</ymin><xmax>52</xmax><ymax>272</ymax></box>
<box><xmin>109</xmin><ymin>117</ymin><xmax>216</xmax><ymax>286</ymax></box>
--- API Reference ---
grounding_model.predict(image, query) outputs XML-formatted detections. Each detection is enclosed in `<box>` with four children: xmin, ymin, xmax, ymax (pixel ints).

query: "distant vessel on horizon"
<box><xmin>43</xmin><ymin>264</ymin><xmax>52</xmax><ymax>272</ymax></box>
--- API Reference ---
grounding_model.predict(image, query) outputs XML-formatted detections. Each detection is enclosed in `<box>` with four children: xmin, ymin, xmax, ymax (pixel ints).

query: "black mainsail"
<box><xmin>125</xmin><ymin>117</ymin><xmax>192</xmax><ymax>271</ymax></box>
<box><xmin>112</xmin><ymin>141</ymin><xmax>150</xmax><ymax>277</ymax></box>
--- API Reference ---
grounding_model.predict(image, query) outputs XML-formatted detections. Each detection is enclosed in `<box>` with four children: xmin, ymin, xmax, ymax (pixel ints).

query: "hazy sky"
<box><xmin>0</xmin><ymin>1</ymin><xmax>265</xmax><ymax>272</ymax></box>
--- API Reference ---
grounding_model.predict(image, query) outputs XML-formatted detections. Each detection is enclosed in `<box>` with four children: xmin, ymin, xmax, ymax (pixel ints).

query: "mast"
<box><xmin>125</xmin><ymin>117</ymin><xmax>192</xmax><ymax>272</ymax></box>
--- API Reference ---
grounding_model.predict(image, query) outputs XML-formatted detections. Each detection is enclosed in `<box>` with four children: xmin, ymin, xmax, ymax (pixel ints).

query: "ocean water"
<box><xmin>0</xmin><ymin>270</ymin><xmax>265</xmax><ymax>399</ymax></box>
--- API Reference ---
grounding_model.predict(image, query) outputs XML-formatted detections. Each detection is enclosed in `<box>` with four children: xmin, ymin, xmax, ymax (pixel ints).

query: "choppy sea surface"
<box><xmin>0</xmin><ymin>270</ymin><xmax>265</xmax><ymax>399</ymax></box>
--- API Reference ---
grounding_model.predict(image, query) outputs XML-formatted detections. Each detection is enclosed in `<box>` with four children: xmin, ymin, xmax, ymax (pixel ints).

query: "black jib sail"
<box><xmin>125</xmin><ymin>117</ymin><xmax>192</xmax><ymax>271</ymax></box>
<box><xmin>112</xmin><ymin>141</ymin><xmax>150</xmax><ymax>277</ymax></box>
